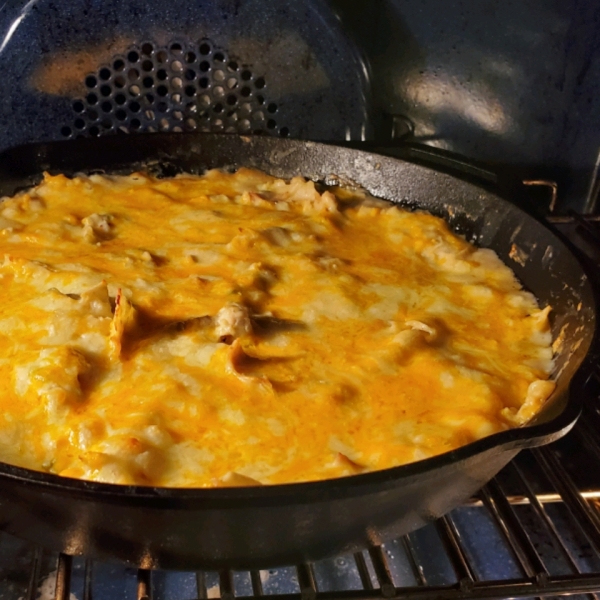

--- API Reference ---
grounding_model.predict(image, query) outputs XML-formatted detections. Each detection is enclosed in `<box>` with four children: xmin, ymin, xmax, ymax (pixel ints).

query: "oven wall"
<box><xmin>331</xmin><ymin>0</ymin><xmax>600</xmax><ymax>212</ymax></box>
<box><xmin>0</xmin><ymin>0</ymin><xmax>599</xmax><ymax>212</ymax></box>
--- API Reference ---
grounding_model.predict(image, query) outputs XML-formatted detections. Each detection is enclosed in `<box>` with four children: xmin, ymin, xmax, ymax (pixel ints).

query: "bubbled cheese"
<box><xmin>0</xmin><ymin>168</ymin><xmax>555</xmax><ymax>486</ymax></box>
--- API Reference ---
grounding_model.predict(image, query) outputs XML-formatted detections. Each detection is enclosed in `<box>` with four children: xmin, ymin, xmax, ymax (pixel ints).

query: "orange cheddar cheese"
<box><xmin>0</xmin><ymin>168</ymin><xmax>555</xmax><ymax>486</ymax></box>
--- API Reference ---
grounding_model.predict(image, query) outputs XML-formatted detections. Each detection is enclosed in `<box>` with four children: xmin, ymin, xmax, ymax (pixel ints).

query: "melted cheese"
<box><xmin>0</xmin><ymin>169</ymin><xmax>555</xmax><ymax>486</ymax></box>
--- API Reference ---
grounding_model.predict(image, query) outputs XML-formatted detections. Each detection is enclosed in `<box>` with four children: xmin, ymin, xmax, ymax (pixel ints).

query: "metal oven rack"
<box><xmin>1</xmin><ymin>217</ymin><xmax>600</xmax><ymax>600</ymax></box>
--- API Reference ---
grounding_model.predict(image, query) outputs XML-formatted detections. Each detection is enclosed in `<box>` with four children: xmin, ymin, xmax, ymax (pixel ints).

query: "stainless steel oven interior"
<box><xmin>2</xmin><ymin>0</ymin><xmax>600</xmax><ymax>599</ymax></box>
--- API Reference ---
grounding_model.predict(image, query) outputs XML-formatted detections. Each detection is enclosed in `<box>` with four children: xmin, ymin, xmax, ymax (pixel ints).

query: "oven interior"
<box><xmin>2</xmin><ymin>0</ymin><xmax>600</xmax><ymax>598</ymax></box>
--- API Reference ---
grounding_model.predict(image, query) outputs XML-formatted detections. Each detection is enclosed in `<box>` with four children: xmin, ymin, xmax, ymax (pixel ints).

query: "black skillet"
<box><xmin>0</xmin><ymin>133</ymin><xmax>595</xmax><ymax>570</ymax></box>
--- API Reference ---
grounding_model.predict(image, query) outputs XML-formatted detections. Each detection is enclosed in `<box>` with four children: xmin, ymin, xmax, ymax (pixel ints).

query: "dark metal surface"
<box><xmin>0</xmin><ymin>0</ymin><xmax>369</xmax><ymax>147</ymax></box>
<box><xmin>0</xmin><ymin>133</ymin><xmax>594</xmax><ymax>570</ymax></box>
<box><xmin>330</xmin><ymin>0</ymin><xmax>600</xmax><ymax>212</ymax></box>
<box><xmin>2</xmin><ymin>0</ymin><xmax>600</xmax><ymax>211</ymax></box>
<box><xmin>61</xmin><ymin>38</ymin><xmax>287</xmax><ymax>139</ymax></box>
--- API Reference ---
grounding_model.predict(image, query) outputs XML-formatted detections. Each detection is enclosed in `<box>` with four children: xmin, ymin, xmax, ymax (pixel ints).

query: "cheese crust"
<box><xmin>0</xmin><ymin>168</ymin><xmax>554</xmax><ymax>486</ymax></box>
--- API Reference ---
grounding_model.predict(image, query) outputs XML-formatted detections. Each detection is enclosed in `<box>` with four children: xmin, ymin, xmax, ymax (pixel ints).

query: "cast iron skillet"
<box><xmin>0</xmin><ymin>133</ymin><xmax>595</xmax><ymax>570</ymax></box>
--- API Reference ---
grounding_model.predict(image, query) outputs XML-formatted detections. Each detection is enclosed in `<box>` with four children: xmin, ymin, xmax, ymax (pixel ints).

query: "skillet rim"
<box><xmin>0</xmin><ymin>133</ymin><xmax>594</xmax><ymax>501</ymax></box>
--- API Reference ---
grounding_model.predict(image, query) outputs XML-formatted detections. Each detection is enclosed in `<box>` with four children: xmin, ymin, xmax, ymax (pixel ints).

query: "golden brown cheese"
<box><xmin>0</xmin><ymin>168</ymin><xmax>555</xmax><ymax>486</ymax></box>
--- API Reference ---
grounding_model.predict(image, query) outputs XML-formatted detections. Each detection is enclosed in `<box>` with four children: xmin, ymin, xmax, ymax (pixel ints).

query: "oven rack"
<box><xmin>0</xmin><ymin>215</ymin><xmax>599</xmax><ymax>600</ymax></box>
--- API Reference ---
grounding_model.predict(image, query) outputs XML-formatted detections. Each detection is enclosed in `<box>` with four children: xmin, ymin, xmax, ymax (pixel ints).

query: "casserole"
<box><xmin>0</xmin><ymin>166</ymin><xmax>556</xmax><ymax>486</ymax></box>
<box><xmin>0</xmin><ymin>133</ymin><xmax>594</xmax><ymax>569</ymax></box>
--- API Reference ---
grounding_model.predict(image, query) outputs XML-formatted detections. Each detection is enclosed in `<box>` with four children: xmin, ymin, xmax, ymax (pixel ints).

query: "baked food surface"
<box><xmin>0</xmin><ymin>168</ymin><xmax>555</xmax><ymax>486</ymax></box>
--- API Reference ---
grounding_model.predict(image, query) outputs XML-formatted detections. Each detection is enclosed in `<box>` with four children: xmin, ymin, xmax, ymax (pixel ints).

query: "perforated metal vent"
<box><xmin>62</xmin><ymin>40</ymin><xmax>287</xmax><ymax>139</ymax></box>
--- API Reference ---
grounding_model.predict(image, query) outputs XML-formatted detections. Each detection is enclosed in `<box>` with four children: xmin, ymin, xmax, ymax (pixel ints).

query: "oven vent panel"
<box><xmin>64</xmin><ymin>39</ymin><xmax>286</xmax><ymax>140</ymax></box>
<box><xmin>0</xmin><ymin>0</ymin><xmax>371</xmax><ymax>151</ymax></box>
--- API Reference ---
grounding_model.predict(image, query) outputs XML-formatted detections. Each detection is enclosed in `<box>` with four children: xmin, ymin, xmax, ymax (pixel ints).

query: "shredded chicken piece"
<box><xmin>239</xmin><ymin>191</ymin><xmax>273</xmax><ymax>209</ymax></box>
<box><xmin>316</xmin><ymin>256</ymin><xmax>345</xmax><ymax>272</ymax></box>
<box><xmin>270</xmin><ymin>177</ymin><xmax>339</xmax><ymax>215</ymax></box>
<box><xmin>405</xmin><ymin>320</ymin><xmax>437</xmax><ymax>337</ymax></box>
<box><xmin>502</xmin><ymin>379</ymin><xmax>556</xmax><ymax>425</ymax></box>
<box><xmin>78</xmin><ymin>281</ymin><xmax>112</xmax><ymax>317</ymax></box>
<box><xmin>387</xmin><ymin>323</ymin><xmax>438</xmax><ymax>364</ymax></box>
<box><xmin>215</xmin><ymin>302</ymin><xmax>252</xmax><ymax>343</ymax></box>
<box><xmin>82</xmin><ymin>213</ymin><xmax>112</xmax><ymax>243</ymax></box>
